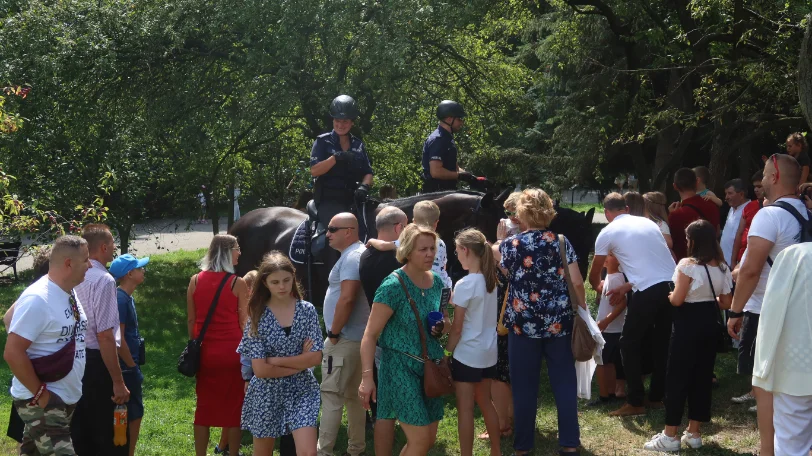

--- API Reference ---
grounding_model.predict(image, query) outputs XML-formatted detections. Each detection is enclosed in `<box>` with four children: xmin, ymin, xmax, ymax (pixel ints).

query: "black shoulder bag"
<box><xmin>703</xmin><ymin>265</ymin><xmax>729</xmax><ymax>353</ymax></box>
<box><xmin>178</xmin><ymin>273</ymin><xmax>233</xmax><ymax>377</ymax></box>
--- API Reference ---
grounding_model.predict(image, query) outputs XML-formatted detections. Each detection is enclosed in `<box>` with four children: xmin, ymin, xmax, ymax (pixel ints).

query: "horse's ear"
<box><xmin>585</xmin><ymin>207</ymin><xmax>595</xmax><ymax>223</ymax></box>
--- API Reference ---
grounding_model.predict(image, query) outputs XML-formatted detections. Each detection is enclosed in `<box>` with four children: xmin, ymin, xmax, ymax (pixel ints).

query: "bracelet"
<box><xmin>728</xmin><ymin>311</ymin><xmax>745</xmax><ymax>318</ymax></box>
<box><xmin>362</xmin><ymin>369</ymin><xmax>373</xmax><ymax>374</ymax></box>
<box><xmin>29</xmin><ymin>384</ymin><xmax>46</xmax><ymax>406</ymax></box>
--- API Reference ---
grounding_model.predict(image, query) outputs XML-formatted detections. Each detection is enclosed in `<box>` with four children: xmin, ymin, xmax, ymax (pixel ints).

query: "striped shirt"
<box><xmin>75</xmin><ymin>259</ymin><xmax>121</xmax><ymax>349</ymax></box>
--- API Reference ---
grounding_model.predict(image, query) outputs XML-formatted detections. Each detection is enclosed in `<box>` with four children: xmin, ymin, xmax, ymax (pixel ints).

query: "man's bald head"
<box><xmin>764</xmin><ymin>154</ymin><xmax>801</xmax><ymax>199</ymax></box>
<box><xmin>332</xmin><ymin>212</ymin><xmax>359</xmax><ymax>229</ymax></box>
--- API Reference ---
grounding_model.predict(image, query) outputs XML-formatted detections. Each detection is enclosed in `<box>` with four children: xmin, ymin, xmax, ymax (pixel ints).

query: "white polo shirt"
<box><xmin>594</xmin><ymin>214</ymin><xmax>676</xmax><ymax>292</ymax></box>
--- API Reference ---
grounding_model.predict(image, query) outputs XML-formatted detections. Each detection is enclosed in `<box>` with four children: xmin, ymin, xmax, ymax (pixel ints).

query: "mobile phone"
<box><xmin>440</xmin><ymin>287</ymin><xmax>452</xmax><ymax>308</ymax></box>
<box><xmin>668</xmin><ymin>282</ymin><xmax>675</xmax><ymax>292</ymax></box>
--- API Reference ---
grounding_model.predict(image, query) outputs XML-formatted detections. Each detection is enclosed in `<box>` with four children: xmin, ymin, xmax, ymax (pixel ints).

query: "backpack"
<box><xmin>766</xmin><ymin>200</ymin><xmax>812</xmax><ymax>266</ymax></box>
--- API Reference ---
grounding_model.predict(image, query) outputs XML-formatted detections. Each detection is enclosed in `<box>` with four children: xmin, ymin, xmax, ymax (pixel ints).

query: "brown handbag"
<box><xmin>497</xmin><ymin>284</ymin><xmax>509</xmax><ymax>336</ymax></box>
<box><xmin>558</xmin><ymin>235</ymin><xmax>597</xmax><ymax>362</ymax></box>
<box><xmin>392</xmin><ymin>271</ymin><xmax>455</xmax><ymax>398</ymax></box>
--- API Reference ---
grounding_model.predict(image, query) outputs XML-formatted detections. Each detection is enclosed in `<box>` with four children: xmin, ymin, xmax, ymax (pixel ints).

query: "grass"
<box><xmin>559</xmin><ymin>203</ymin><xmax>602</xmax><ymax>214</ymax></box>
<box><xmin>0</xmin><ymin>249</ymin><xmax>760</xmax><ymax>455</ymax></box>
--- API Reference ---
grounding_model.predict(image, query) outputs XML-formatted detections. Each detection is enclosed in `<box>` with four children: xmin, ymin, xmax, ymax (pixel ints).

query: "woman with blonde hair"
<box><xmin>358</xmin><ymin>224</ymin><xmax>445</xmax><ymax>456</ymax></box>
<box><xmin>238</xmin><ymin>252</ymin><xmax>323</xmax><ymax>455</ymax></box>
<box><xmin>187</xmin><ymin>234</ymin><xmax>250</xmax><ymax>456</ymax></box>
<box><xmin>496</xmin><ymin>188</ymin><xmax>584</xmax><ymax>455</ymax></box>
<box><xmin>644</xmin><ymin>192</ymin><xmax>675</xmax><ymax>252</ymax></box>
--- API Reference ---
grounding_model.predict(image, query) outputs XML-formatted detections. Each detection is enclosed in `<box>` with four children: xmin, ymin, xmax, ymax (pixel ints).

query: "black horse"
<box><xmin>229</xmin><ymin>190</ymin><xmax>595</xmax><ymax>305</ymax></box>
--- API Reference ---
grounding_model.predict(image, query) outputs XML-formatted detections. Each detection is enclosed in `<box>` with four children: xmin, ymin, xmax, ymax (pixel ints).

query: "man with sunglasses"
<box><xmin>728</xmin><ymin>154</ymin><xmax>807</xmax><ymax>456</ymax></box>
<box><xmin>318</xmin><ymin>213</ymin><xmax>370</xmax><ymax>456</ymax></box>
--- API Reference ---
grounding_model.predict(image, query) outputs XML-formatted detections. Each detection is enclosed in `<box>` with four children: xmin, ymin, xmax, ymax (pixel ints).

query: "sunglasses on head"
<box><xmin>327</xmin><ymin>226</ymin><xmax>355</xmax><ymax>233</ymax></box>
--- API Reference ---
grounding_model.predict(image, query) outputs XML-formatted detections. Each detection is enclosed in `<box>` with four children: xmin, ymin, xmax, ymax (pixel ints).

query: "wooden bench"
<box><xmin>0</xmin><ymin>240</ymin><xmax>23</xmax><ymax>281</ymax></box>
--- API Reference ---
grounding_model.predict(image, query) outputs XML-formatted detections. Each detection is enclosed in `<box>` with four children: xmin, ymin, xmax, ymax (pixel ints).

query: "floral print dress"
<box><xmin>238</xmin><ymin>300</ymin><xmax>324</xmax><ymax>438</ymax></box>
<box><xmin>499</xmin><ymin>230</ymin><xmax>578</xmax><ymax>339</ymax></box>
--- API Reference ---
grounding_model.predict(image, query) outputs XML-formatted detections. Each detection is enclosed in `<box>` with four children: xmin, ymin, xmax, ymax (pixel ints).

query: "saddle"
<box><xmin>289</xmin><ymin>201</ymin><xmax>327</xmax><ymax>265</ymax></box>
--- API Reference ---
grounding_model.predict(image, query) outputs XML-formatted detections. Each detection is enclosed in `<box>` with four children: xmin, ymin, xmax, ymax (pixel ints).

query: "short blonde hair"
<box><xmin>516</xmin><ymin>188</ymin><xmax>556</xmax><ymax>228</ymax></box>
<box><xmin>504</xmin><ymin>192</ymin><xmax>522</xmax><ymax>212</ymax></box>
<box><xmin>413</xmin><ymin>201</ymin><xmax>440</xmax><ymax>227</ymax></box>
<box><xmin>396</xmin><ymin>223</ymin><xmax>438</xmax><ymax>264</ymax></box>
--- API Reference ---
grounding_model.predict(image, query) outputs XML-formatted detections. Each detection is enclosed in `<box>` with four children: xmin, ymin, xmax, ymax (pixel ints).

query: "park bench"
<box><xmin>0</xmin><ymin>240</ymin><xmax>23</xmax><ymax>281</ymax></box>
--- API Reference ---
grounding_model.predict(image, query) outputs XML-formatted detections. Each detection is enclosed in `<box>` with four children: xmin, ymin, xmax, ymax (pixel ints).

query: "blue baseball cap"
<box><xmin>109</xmin><ymin>254</ymin><xmax>150</xmax><ymax>280</ymax></box>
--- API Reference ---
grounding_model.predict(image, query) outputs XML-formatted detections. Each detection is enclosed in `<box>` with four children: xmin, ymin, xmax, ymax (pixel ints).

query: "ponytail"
<box><xmin>454</xmin><ymin>229</ymin><xmax>498</xmax><ymax>293</ymax></box>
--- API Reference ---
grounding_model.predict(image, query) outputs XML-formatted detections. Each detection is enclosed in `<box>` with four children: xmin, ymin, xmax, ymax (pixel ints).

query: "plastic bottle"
<box><xmin>113</xmin><ymin>404</ymin><xmax>128</xmax><ymax>446</ymax></box>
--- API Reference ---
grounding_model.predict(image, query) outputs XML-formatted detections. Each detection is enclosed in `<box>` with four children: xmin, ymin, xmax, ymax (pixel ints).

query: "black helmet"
<box><xmin>436</xmin><ymin>100</ymin><xmax>466</xmax><ymax>120</ymax></box>
<box><xmin>329</xmin><ymin>95</ymin><xmax>359</xmax><ymax>120</ymax></box>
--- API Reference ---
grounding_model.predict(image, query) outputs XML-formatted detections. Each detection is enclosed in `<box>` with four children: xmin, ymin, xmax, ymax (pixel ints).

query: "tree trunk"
<box><xmin>652</xmin><ymin>71</ymin><xmax>695</xmax><ymax>191</ymax></box>
<box><xmin>116</xmin><ymin>222</ymin><xmax>132</xmax><ymax>254</ymax></box>
<box><xmin>800</xmin><ymin>13</ymin><xmax>812</xmax><ymax>131</ymax></box>
<box><xmin>205</xmin><ymin>191</ymin><xmax>219</xmax><ymax>235</ymax></box>
<box><xmin>708</xmin><ymin>115</ymin><xmax>737</xmax><ymax>193</ymax></box>
<box><xmin>227</xmin><ymin>179</ymin><xmax>235</xmax><ymax>230</ymax></box>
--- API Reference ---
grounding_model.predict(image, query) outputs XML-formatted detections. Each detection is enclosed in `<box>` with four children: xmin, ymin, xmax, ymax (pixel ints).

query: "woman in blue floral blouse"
<box><xmin>496</xmin><ymin>188</ymin><xmax>585</xmax><ymax>455</ymax></box>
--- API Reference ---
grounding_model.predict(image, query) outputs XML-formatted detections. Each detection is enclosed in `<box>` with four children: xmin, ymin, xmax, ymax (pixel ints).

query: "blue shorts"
<box><xmin>122</xmin><ymin>366</ymin><xmax>144</xmax><ymax>421</ymax></box>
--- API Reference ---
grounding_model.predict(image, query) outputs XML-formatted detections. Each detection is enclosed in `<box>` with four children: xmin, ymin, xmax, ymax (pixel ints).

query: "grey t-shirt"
<box><xmin>323</xmin><ymin>242</ymin><xmax>370</xmax><ymax>341</ymax></box>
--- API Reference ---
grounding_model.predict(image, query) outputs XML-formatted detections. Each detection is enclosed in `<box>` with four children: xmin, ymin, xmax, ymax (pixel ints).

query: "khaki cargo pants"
<box><xmin>317</xmin><ymin>338</ymin><xmax>365</xmax><ymax>456</ymax></box>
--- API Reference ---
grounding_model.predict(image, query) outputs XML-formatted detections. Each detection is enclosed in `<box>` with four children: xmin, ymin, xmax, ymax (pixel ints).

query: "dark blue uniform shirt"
<box><xmin>421</xmin><ymin>126</ymin><xmax>458</xmax><ymax>191</ymax></box>
<box><xmin>310</xmin><ymin>131</ymin><xmax>373</xmax><ymax>190</ymax></box>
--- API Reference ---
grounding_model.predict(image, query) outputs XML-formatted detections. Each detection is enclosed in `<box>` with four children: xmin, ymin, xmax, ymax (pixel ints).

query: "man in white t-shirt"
<box><xmin>4</xmin><ymin>236</ymin><xmax>91</xmax><ymax>455</ymax></box>
<box><xmin>727</xmin><ymin>154</ymin><xmax>808</xmax><ymax>456</ymax></box>
<box><xmin>720</xmin><ymin>178</ymin><xmax>749</xmax><ymax>265</ymax></box>
<box><xmin>589</xmin><ymin>192</ymin><xmax>676</xmax><ymax>417</ymax></box>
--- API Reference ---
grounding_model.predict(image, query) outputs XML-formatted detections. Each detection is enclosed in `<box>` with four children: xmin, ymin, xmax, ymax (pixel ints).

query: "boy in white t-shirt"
<box><xmin>590</xmin><ymin>254</ymin><xmax>628</xmax><ymax>406</ymax></box>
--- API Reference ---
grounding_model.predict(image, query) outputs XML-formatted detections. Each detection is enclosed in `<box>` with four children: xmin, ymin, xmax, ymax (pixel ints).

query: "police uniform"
<box><xmin>421</xmin><ymin>126</ymin><xmax>458</xmax><ymax>193</ymax></box>
<box><xmin>310</xmin><ymin>130</ymin><xmax>373</xmax><ymax>229</ymax></box>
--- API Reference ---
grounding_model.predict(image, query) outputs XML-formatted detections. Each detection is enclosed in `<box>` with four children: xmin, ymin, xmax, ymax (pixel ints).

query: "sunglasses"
<box><xmin>505</xmin><ymin>210</ymin><xmax>517</xmax><ymax>217</ymax></box>
<box><xmin>327</xmin><ymin>226</ymin><xmax>355</xmax><ymax>233</ymax></box>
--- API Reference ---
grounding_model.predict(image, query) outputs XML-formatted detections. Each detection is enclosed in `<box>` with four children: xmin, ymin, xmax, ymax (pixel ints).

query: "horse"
<box><xmin>229</xmin><ymin>190</ymin><xmax>595</xmax><ymax>305</ymax></box>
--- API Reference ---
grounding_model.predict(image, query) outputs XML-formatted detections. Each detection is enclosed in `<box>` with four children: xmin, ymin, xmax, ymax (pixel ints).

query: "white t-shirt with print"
<box><xmin>672</xmin><ymin>258</ymin><xmax>733</xmax><ymax>303</ymax></box>
<box><xmin>741</xmin><ymin>197</ymin><xmax>809</xmax><ymax>314</ymax></box>
<box><xmin>451</xmin><ymin>273</ymin><xmax>498</xmax><ymax>368</ymax></box>
<box><xmin>9</xmin><ymin>276</ymin><xmax>88</xmax><ymax>404</ymax></box>
<box><xmin>594</xmin><ymin>214</ymin><xmax>676</xmax><ymax>292</ymax></box>
<box><xmin>597</xmin><ymin>272</ymin><xmax>627</xmax><ymax>333</ymax></box>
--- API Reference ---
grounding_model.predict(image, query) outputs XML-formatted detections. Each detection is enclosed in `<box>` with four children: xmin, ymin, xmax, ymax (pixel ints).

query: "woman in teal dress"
<box><xmin>358</xmin><ymin>223</ymin><xmax>445</xmax><ymax>455</ymax></box>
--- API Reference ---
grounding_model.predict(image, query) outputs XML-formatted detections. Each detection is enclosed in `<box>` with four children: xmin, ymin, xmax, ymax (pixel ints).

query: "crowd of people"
<box><xmin>2</xmin><ymin>119</ymin><xmax>812</xmax><ymax>456</ymax></box>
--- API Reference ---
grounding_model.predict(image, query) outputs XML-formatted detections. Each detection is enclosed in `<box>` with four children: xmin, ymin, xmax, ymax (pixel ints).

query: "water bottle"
<box><xmin>113</xmin><ymin>404</ymin><xmax>128</xmax><ymax>446</ymax></box>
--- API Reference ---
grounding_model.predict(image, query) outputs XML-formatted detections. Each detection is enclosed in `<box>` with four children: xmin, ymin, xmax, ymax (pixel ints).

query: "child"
<box><xmin>238</xmin><ymin>252</ymin><xmax>323</xmax><ymax>455</ymax></box>
<box><xmin>110</xmin><ymin>254</ymin><xmax>150</xmax><ymax>456</ymax></box>
<box><xmin>445</xmin><ymin>229</ymin><xmax>502</xmax><ymax>456</ymax></box>
<box><xmin>589</xmin><ymin>254</ymin><xmax>627</xmax><ymax>406</ymax></box>
<box><xmin>692</xmin><ymin>166</ymin><xmax>723</xmax><ymax>207</ymax></box>
<box><xmin>644</xmin><ymin>220</ymin><xmax>732</xmax><ymax>452</ymax></box>
<box><xmin>367</xmin><ymin>200</ymin><xmax>453</xmax><ymax>288</ymax></box>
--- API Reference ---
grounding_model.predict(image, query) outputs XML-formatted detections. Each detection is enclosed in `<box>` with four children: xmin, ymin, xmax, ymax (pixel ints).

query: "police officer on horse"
<box><xmin>309</xmin><ymin>95</ymin><xmax>374</xmax><ymax>239</ymax></box>
<box><xmin>421</xmin><ymin>100</ymin><xmax>485</xmax><ymax>193</ymax></box>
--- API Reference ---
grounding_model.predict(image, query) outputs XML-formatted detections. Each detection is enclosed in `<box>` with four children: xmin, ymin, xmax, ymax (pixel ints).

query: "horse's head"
<box><xmin>549</xmin><ymin>204</ymin><xmax>596</xmax><ymax>277</ymax></box>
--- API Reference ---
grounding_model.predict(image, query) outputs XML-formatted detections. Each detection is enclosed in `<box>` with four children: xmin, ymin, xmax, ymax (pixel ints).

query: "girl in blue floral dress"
<box><xmin>496</xmin><ymin>188</ymin><xmax>584</xmax><ymax>456</ymax></box>
<box><xmin>237</xmin><ymin>252</ymin><xmax>323</xmax><ymax>455</ymax></box>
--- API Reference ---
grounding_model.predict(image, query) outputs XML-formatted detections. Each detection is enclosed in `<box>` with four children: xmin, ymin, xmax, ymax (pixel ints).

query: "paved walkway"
<box><xmin>2</xmin><ymin>218</ymin><xmax>226</xmax><ymax>276</ymax></box>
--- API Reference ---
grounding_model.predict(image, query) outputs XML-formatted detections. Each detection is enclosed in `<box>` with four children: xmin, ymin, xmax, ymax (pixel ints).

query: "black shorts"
<box><xmin>450</xmin><ymin>358</ymin><xmax>497</xmax><ymax>383</ymax></box>
<box><xmin>737</xmin><ymin>312</ymin><xmax>759</xmax><ymax>376</ymax></box>
<box><xmin>601</xmin><ymin>332</ymin><xmax>625</xmax><ymax>380</ymax></box>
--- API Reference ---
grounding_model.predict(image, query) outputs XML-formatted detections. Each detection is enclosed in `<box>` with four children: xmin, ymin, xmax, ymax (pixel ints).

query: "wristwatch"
<box><xmin>728</xmin><ymin>311</ymin><xmax>744</xmax><ymax>318</ymax></box>
<box><xmin>326</xmin><ymin>330</ymin><xmax>341</xmax><ymax>340</ymax></box>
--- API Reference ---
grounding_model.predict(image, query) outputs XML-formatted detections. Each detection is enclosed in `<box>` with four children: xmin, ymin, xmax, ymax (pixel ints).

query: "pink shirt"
<box><xmin>75</xmin><ymin>259</ymin><xmax>120</xmax><ymax>349</ymax></box>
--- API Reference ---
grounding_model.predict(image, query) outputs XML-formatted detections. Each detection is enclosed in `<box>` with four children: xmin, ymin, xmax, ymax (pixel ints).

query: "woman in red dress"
<box><xmin>186</xmin><ymin>234</ymin><xmax>249</xmax><ymax>456</ymax></box>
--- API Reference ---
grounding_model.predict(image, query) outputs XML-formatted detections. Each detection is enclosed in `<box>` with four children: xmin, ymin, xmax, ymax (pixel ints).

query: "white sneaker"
<box><xmin>731</xmin><ymin>392</ymin><xmax>755</xmax><ymax>403</ymax></box>
<box><xmin>681</xmin><ymin>431</ymin><xmax>702</xmax><ymax>449</ymax></box>
<box><xmin>643</xmin><ymin>432</ymin><xmax>681</xmax><ymax>452</ymax></box>
<box><xmin>748</xmin><ymin>405</ymin><xmax>758</xmax><ymax>412</ymax></box>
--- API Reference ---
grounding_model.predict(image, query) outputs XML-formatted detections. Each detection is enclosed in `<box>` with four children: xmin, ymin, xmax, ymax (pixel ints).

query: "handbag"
<box><xmin>497</xmin><ymin>284</ymin><xmax>509</xmax><ymax>336</ymax></box>
<box><xmin>703</xmin><ymin>265</ymin><xmax>729</xmax><ymax>353</ymax></box>
<box><xmin>31</xmin><ymin>291</ymin><xmax>80</xmax><ymax>382</ymax></box>
<box><xmin>392</xmin><ymin>271</ymin><xmax>455</xmax><ymax>398</ymax></box>
<box><xmin>178</xmin><ymin>273</ymin><xmax>233</xmax><ymax>377</ymax></box>
<box><xmin>558</xmin><ymin>235</ymin><xmax>597</xmax><ymax>362</ymax></box>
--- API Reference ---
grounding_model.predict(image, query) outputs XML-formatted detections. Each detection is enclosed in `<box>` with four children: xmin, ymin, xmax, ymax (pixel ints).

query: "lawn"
<box><xmin>0</xmin><ymin>249</ymin><xmax>760</xmax><ymax>455</ymax></box>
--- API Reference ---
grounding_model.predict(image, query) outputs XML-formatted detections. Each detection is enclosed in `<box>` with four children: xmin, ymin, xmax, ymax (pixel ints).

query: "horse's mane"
<box><xmin>382</xmin><ymin>190</ymin><xmax>484</xmax><ymax>208</ymax></box>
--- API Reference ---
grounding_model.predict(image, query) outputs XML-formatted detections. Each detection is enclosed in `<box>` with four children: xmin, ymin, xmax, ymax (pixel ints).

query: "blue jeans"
<box><xmin>509</xmin><ymin>332</ymin><xmax>580</xmax><ymax>451</ymax></box>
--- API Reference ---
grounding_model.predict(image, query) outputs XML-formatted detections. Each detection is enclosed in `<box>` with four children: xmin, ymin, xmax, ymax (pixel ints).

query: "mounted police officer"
<box><xmin>309</xmin><ymin>95</ymin><xmax>374</xmax><ymax>240</ymax></box>
<box><xmin>421</xmin><ymin>100</ymin><xmax>485</xmax><ymax>193</ymax></box>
